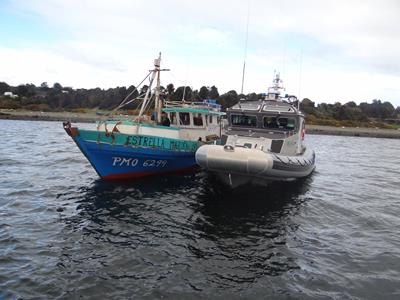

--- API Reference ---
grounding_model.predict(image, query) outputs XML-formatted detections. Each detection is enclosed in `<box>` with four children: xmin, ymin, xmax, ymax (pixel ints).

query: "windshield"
<box><xmin>263</xmin><ymin>116</ymin><xmax>296</xmax><ymax>130</ymax></box>
<box><xmin>231</xmin><ymin>114</ymin><xmax>257</xmax><ymax>127</ymax></box>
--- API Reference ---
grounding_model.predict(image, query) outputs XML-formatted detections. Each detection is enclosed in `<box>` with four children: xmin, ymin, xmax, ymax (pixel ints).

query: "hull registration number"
<box><xmin>112</xmin><ymin>157</ymin><xmax>167</xmax><ymax>168</ymax></box>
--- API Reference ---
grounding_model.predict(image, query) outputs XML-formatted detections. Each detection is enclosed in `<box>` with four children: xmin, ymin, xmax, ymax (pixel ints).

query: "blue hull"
<box><xmin>74</xmin><ymin>135</ymin><xmax>198</xmax><ymax>180</ymax></box>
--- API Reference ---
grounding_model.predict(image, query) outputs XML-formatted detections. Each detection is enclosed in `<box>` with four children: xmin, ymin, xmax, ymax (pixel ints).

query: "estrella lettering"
<box><xmin>123</xmin><ymin>135</ymin><xmax>197</xmax><ymax>152</ymax></box>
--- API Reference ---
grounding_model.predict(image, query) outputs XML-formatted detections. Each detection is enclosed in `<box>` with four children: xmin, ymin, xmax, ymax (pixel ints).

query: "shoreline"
<box><xmin>0</xmin><ymin>110</ymin><xmax>101</xmax><ymax>123</ymax></box>
<box><xmin>1</xmin><ymin>109</ymin><xmax>400</xmax><ymax>139</ymax></box>
<box><xmin>306</xmin><ymin>125</ymin><xmax>400</xmax><ymax>139</ymax></box>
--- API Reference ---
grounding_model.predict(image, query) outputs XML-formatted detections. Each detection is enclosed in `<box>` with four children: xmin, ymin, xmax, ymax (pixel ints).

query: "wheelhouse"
<box><xmin>162</xmin><ymin>107</ymin><xmax>225</xmax><ymax>128</ymax></box>
<box><xmin>227</xmin><ymin>100</ymin><xmax>302</xmax><ymax>134</ymax></box>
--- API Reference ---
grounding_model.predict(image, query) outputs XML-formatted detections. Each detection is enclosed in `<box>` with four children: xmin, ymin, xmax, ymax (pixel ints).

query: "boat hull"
<box><xmin>69</xmin><ymin>127</ymin><xmax>200</xmax><ymax>180</ymax></box>
<box><xmin>195</xmin><ymin>144</ymin><xmax>315</xmax><ymax>188</ymax></box>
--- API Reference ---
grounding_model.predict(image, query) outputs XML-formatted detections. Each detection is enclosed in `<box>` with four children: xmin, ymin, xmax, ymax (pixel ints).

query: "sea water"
<box><xmin>1</xmin><ymin>120</ymin><xmax>399</xmax><ymax>299</ymax></box>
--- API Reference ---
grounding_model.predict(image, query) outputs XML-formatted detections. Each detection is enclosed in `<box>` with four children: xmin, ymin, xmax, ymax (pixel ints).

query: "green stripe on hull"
<box><xmin>78</xmin><ymin>129</ymin><xmax>201</xmax><ymax>152</ymax></box>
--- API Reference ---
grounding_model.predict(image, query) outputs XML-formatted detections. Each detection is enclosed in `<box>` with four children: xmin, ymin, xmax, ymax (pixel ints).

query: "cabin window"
<box><xmin>285</xmin><ymin>118</ymin><xmax>296</xmax><ymax>130</ymax></box>
<box><xmin>179</xmin><ymin>112</ymin><xmax>190</xmax><ymax>125</ymax></box>
<box><xmin>209</xmin><ymin>115</ymin><xmax>213</xmax><ymax>124</ymax></box>
<box><xmin>193</xmin><ymin>113</ymin><xmax>204</xmax><ymax>126</ymax></box>
<box><xmin>263</xmin><ymin>116</ymin><xmax>296</xmax><ymax>130</ymax></box>
<box><xmin>263</xmin><ymin>116</ymin><xmax>278</xmax><ymax>128</ymax></box>
<box><xmin>231</xmin><ymin>114</ymin><xmax>257</xmax><ymax>127</ymax></box>
<box><xmin>169</xmin><ymin>112</ymin><xmax>177</xmax><ymax>125</ymax></box>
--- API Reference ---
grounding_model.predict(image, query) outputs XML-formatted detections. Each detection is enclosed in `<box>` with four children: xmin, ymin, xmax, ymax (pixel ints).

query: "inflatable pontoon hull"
<box><xmin>195</xmin><ymin>145</ymin><xmax>315</xmax><ymax>187</ymax></box>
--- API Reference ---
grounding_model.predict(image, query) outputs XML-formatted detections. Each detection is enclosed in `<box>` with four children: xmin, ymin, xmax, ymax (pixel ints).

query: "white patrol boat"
<box><xmin>195</xmin><ymin>73</ymin><xmax>315</xmax><ymax>188</ymax></box>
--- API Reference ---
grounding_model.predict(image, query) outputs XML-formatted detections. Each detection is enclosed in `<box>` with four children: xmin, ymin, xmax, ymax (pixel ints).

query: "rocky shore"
<box><xmin>1</xmin><ymin>109</ymin><xmax>400</xmax><ymax>139</ymax></box>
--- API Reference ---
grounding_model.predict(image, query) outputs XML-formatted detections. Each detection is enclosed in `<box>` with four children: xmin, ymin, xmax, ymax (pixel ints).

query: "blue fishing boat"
<box><xmin>64</xmin><ymin>54</ymin><xmax>225</xmax><ymax>180</ymax></box>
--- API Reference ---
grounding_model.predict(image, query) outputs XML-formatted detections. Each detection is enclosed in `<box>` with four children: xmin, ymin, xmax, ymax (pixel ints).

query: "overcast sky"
<box><xmin>1</xmin><ymin>0</ymin><xmax>399</xmax><ymax>106</ymax></box>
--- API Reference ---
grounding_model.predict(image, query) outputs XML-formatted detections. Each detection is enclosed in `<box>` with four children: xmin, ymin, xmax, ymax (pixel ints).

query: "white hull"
<box><xmin>196</xmin><ymin>144</ymin><xmax>315</xmax><ymax>188</ymax></box>
<box><xmin>194</xmin><ymin>73</ymin><xmax>316</xmax><ymax>188</ymax></box>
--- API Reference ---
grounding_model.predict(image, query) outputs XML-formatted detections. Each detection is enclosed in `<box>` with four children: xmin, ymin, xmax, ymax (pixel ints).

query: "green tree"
<box><xmin>40</xmin><ymin>82</ymin><xmax>49</xmax><ymax>91</ymax></box>
<box><xmin>335</xmin><ymin>105</ymin><xmax>361</xmax><ymax>120</ymax></box>
<box><xmin>246</xmin><ymin>92</ymin><xmax>258</xmax><ymax>101</ymax></box>
<box><xmin>331</xmin><ymin>102</ymin><xmax>343</xmax><ymax>119</ymax></box>
<box><xmin>209</xmin><ymin>85</ymin><xmax>219</xmax><ymax>99</ymax></box>
<box><xmin>0</xmin><ymin>82</ymin><xmax>10</xmax><ymax>94</ymax></box>
<box><xmin>166</xmin><ymin>83</ymin><xmax>174</xmax><ymax>100</ymax></box>
<box><xmin>126</xmin><ymin>85</ymin><xmax>138</xmax><ymax>98</ymax></box>
<box><xmin>53</xmin><ymin>82</ymin><xmax>63</xmax><ymax>91</ymax></box>
<box><xmin>16</xmin><ymin>84</ymin><xmax>36</xmax><ymax>97</ymax></box>
<box><xmin>345</xmin><ymin>101</ymin><xmax>357</xmax><ymax>108</ymax></box>
<box><xmin>300</xmin><ymin>98</ymin><xmax>315</xmax><ymax>115</ymax></box>
<box><xmin>395</xmin><ymin>106</ymin><xmax>400</xmax><ymax>117</ymax></box>
<box><xmin>172</xmin><ymin>86</ymin><xmax>192</xmax><ymax>101</ymax></box>
<box><xmin>359</xmin><ymin>100</ymin><xmax>395</xmax><ymax>119</ymax></box>
<box><xmin>199</xmin><ymin>86</ymin><xmax>209</xmax><ymax>100</ymax></box>
<box><xmin>381</xmin><ymin>101</ymin><xmax>395</xmax><ymax>118</ymax></box>
<box><xmin>140</xmin><ymin>85</ymin><xmax>149</xmax><ymax>96</ymax></box>
<box><xmin>218</xmin><ymin>90</ymin><xmax>239</xmax><ymax>109</ymax></box>
<box><xmin>191</xmin><ymin>89</ymin><xmax>200</xmax><ymax>101</ymax></box>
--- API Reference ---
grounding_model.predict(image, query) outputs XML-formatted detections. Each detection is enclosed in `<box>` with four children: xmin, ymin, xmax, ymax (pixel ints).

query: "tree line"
<box><xmin>1</xmin><ymin>81</ymin><xmax>399</xmax><ymax>124</ymax></box>
<box><xmin>299</xmin><ymin>98</ymin><xmax>400</xmax><ymax>127</ymax></box>
<box><xmin>0</xmin><ymin>81</ymin><xmax>237</xmax><ymax>110</ymax></box>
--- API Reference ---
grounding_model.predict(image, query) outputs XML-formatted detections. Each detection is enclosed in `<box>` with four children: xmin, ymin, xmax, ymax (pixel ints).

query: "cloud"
<box><xmin>0</xmin><ymin>47</ymin><xmax>134</xmax><ymax>88</ymax></box>
<box><xmin>1</xmin><ymin>0</ymin><xmax>400</xmax><ymax>105</ymax></box>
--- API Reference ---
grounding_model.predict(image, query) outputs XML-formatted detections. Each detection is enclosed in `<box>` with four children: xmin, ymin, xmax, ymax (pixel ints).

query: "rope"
<box><xmin>108</xmin><ymin>70</ymin><xmax>152</xmax><ymax>117</ymax></box>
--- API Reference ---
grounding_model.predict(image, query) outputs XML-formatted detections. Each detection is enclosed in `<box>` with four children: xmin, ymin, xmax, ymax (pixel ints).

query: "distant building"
<box><xmin>3</xmin><ymin>91</ymin><xmax>18</xmax><ymax>98</ymax></box>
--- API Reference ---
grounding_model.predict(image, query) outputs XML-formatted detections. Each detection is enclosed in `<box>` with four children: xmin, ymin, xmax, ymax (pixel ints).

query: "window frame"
<box><xmin>230</xmin><ymin>114</ymin><xmax>258</xmax><ymax>127</ymax></box>
<box><xmin>262</xmin><ymin>115</ymin><xmax>297</xmax><ymax>131</ymax></box>
<box><xmin>193</xmin><ymin>113</ymin><xmax>204</xmax><ymax>127</ymax></box>
<box><xmin>178</xmin><ymin>112</ymin><xmax>191</xmax><ymax>126</ymax></box>
<box><xmin>168</xmin><ymin>111</ymin><xmax>177</xmax><ymax>125</ymax></box>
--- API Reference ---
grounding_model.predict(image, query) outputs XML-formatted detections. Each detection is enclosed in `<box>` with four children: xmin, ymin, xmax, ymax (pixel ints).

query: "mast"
<box><xmin>135</xmin><ymin>53</ymin><xmax>169</xmax><ymax>133</ymax></box>
<box><xmin>154</xmin><ymin>53</ymin><xmax>162</xmax><ymax>123</ymax></box>
<box><xmin>265</xmin><ymin>72</ymin><xmax>284</xmax><ymax>101</ymax></box>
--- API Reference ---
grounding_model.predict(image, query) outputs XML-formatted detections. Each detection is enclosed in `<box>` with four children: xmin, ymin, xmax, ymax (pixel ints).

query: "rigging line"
<box><xmin>144</xmin><ymin>94</ymin><xmax>156</xmax><ymax>116</ymax></box>
<box><xmin>164</xmin><ymin>72</ymin><xmax>191</xmax><ymax>101</ymax></box>
<box><xmin>129</xmin><ymin>96</ymin><xmax>146</xmax><ymax>121</ymax></box>
<box><xmin>117</xmin><ymin>92</ymin><xmax>147</xmax><ymax>110</ymax></box>
<box><xmin>109</xmin><ymin>70</ymin><xmax>152</xmax><ymax>116</ymax></box>
<box><xmin>240</xmin><ymin>1</ymin><xmax>250</xmax><ymax>95</ymax></box>
<box><xmin>167</xmin><ymin>72</ymin><xmax>189</xmax><ymax>87</ymax></box>
<box><xmin>137</xmin><ymin>72</ymin><xmax>156</xmax><ymax>123</ymax></box>
<box><xmin>141</xmin><ymin>87</ymin><xmax>158</xmax><ymax>115</ymax></box>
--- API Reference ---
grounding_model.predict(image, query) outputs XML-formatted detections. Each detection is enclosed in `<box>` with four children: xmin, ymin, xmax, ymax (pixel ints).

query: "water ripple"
<box><xmin>0</xmin><ymin>120</ymin><xmax>400</xmax><ymax>299</ymax></box>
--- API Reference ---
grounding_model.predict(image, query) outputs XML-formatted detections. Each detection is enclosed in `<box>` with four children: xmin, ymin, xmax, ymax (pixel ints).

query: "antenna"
<box><xmin>240</xmin><ymin>2</ymin><xmax>250</xmax><ymax>95</ymax></box>
<box><xmin>181</xmin><ymin>64</ymin><xmax>189</xmax><ymax>101</ymax></box>
<box><xmin>298</xmin><ymin>49</ymin><xmax>303</xmax><ymax>110</ymax></box>
<box><xmin>282</xmin><ymin>39</ymin><xmax>287</xmax><ymax>81</ymax></box>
